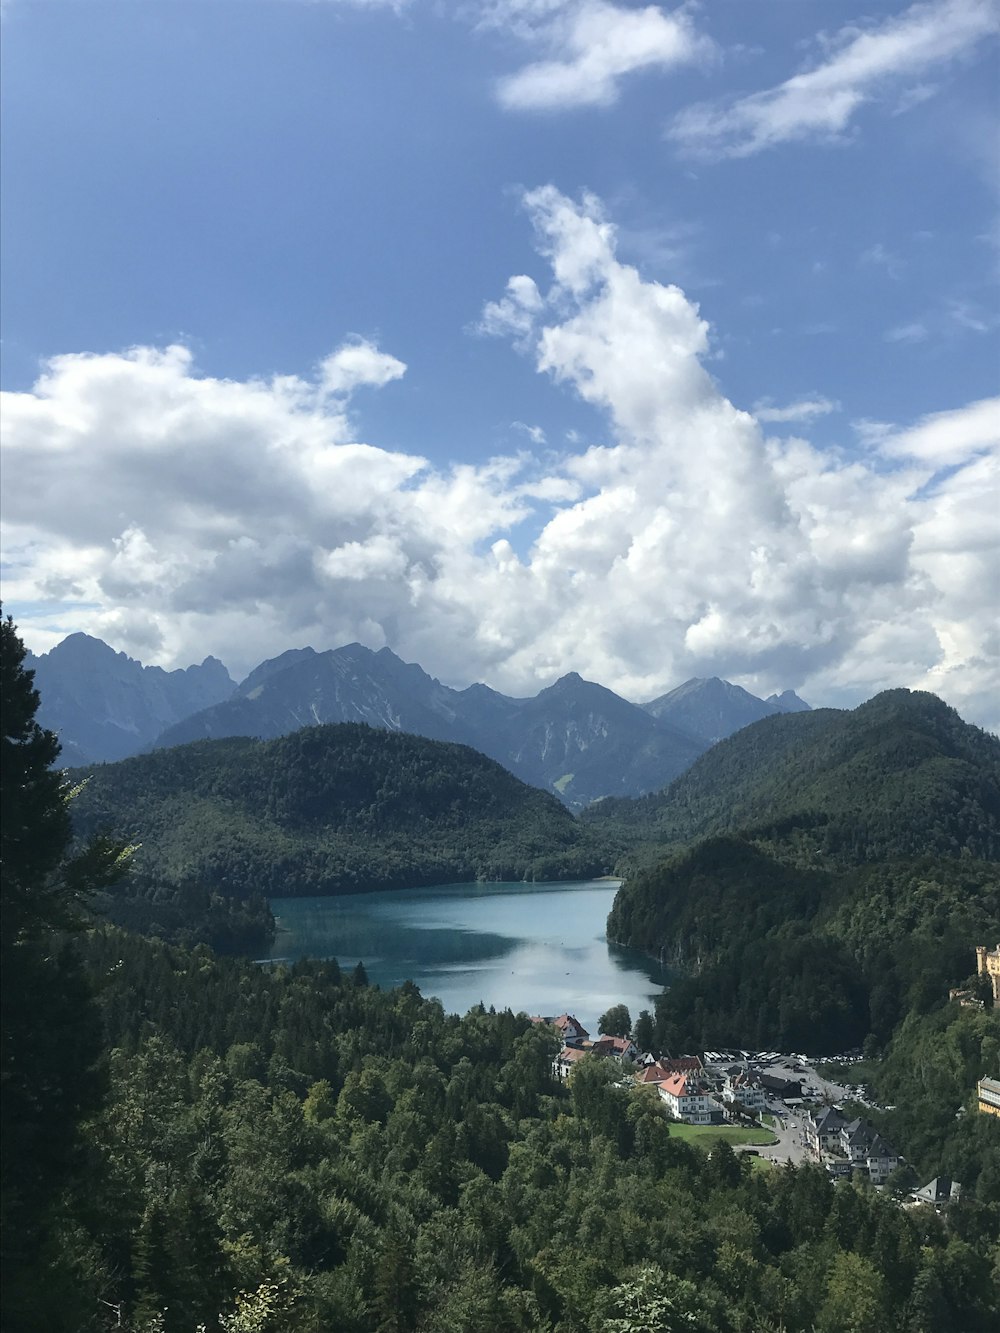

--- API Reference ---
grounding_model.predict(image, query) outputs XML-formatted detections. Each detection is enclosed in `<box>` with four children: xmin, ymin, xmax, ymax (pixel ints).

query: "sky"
<box><xmin>1</xmin><ymin>0</ymin><xmax>998</xmax><ymax>728</ymax></box>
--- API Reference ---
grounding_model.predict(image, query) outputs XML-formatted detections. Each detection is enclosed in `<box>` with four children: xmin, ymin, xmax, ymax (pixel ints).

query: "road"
<box><xmin>753</xmin><ymin>1109</ymin><xmax>815</xmax><ymax>1167</ymax></box>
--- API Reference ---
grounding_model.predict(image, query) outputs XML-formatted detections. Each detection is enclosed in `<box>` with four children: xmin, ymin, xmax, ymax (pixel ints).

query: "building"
<box><xmin>806</xmin><ymin>1106</ymin><xmax>847</xmax><ymax>1157</ymax></box>
<box><xmin>553</xmin><ymin>1045</ymin><xmax>589</xmax><ymax>1080</ymax></box>
<box><xmin>722</xmin><ymin>1070</ymin><xmax>767</xmax><ymax>1114</ymax></box>
<box><xmin>590</xmin><ymin>1034</ymin><xmax>640</xmax><ymax>1062</ymax></box>
<box><xmin>759</xmin><ymin>1072</ymin><xmax>803</xmax><ymax>1099</ymax></box>
<box><xmin>910</xmin><ymin>1177</ymin><xmax>962</xmax><ymax>1209</ymax></box>
<box><xmin>637</xmin><ymin>1056</ymin><xmax>703</xmax><ymax>1081</ymax></box>
<box><xmin>655</xmin><ymin>1072</ymin><xmax>715</xmax><ymax>1125</ymax></box>
<box><xmin>838</xmin><ymin>1122</ymin><xmax>899</xmax><ymax>1184</ymax></box>
<box><xmin>805</xmin><ymin>1107</ymin><xmax>899</xmax><ymax>1182</ymax></box>
<box><xmin>977</xmin><ymin>1076</ymin><xmax>1000</xmax><ymax>1116</ymax></box>
<box><xmin>975</xmin><ymin>944</ymin><xmax>1000</xmax><ymax>1003</ymax></box>
<box><xmin>531</xmin><ymin>1014</ymin><xmax>590</xmax><ymax>1047</ymax></box>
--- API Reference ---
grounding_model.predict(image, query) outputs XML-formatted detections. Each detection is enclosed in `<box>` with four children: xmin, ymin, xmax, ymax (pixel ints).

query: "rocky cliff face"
<box><xmin>27</xmin><ymin>633</ymin><xmax>234</xmax><ymax>763</ymax></box>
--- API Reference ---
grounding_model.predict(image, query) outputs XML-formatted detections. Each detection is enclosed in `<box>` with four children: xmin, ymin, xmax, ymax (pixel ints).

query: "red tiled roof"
<box><xmin>637</xmin><ymin>1066</ymin><xmax>665</xmax><ymax>1083</ymax></box>
<box><xmin>553</xmin><ymin>1014</ymin><xmax>589</xmax><ymax>1037</ymax></box>
<box><xmin>658</xmin><ymin>1073</ymin><xmax>692</xmax><ymax>1097</ymax></box>
<box><xmin>657</xmin><ymin>1056</ymin><xmax>703</xmax><ymax>1074</ymax></box>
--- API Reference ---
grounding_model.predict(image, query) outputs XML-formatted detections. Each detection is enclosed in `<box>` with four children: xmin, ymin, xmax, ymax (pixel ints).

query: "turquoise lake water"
<box><xmin>265</xmin><ymin>879</ymin><xmax>668</xmax><ymax>1037</ymax></box>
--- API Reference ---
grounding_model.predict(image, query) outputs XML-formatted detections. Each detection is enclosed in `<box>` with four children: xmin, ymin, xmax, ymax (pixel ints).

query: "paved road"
<box><xmin>754</xmin><ymin>1110</ymin><xmax>815</xmax><ymax>1167</ymax></box>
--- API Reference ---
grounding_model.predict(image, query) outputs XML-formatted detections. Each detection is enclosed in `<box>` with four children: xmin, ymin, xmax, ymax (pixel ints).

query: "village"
<box><xmin>533</xmin><ymin>1002</ymin><xmax>1000</xmax><ymax>1212</ymax></box>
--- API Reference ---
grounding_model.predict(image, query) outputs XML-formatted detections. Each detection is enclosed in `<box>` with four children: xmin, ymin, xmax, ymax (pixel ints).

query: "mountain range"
<box><xmin>28</xmin><ymin>633</ymin><xmax>808</xmax><ymax>807</ymax></box>
<box><xmin>27</xmin><ymin>633</ymin><xmax>234</xmax><ymax>765</ymax></box>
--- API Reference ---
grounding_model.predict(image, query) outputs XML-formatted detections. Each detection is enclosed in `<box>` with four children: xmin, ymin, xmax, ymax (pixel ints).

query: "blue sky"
<box><xmin>2</xmin><ymin>0</ymin><xmax>998</xmax><ymax>727</ymax></box>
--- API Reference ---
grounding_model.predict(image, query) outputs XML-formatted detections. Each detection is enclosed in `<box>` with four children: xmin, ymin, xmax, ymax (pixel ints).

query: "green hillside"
<box><xmin>70</xmin><ymin>723</ymin><xmax>607</xmax><ymax>947</ymax></box>
<box><xmin>587</xmin><ymin>689</ymin><xmax>1000</xmax><ymax>866</ymax></box>
<box><xmin>602</xmin><ymin>691</ymin><xmax>1000</xmax><ymax>1055</ymax></box>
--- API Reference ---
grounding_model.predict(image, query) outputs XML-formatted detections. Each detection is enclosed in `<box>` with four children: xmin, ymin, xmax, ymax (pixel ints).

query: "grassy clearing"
<box><xmin>666</xmin><ymin>1123</ymin><xmax>778</xmax><ymax>1148</ymax></box>
<box><xmin>749</xmin><ymin>1155</ymin><xmax>776</xmax><ymax>1174</ymax></box>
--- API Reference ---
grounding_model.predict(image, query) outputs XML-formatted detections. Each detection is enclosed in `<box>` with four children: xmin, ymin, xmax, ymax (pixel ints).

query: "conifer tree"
<box><xmin>1</xmin><ymin>613</ymin><xmax>130</xmax><ymax>1328</ymax></box>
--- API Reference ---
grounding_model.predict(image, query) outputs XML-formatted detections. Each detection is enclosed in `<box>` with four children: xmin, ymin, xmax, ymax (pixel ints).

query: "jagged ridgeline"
<box><xmin>69</xmin><ymin>723</ymin><xmax>608</xmax><ymax>910</ymax></box>
<box><xmin>600</xmin><ymin>690</ymin><xmax>1000</xmax><ymax>1054</ymax></box>
<box><xmin>587</xmin><ymin>688</ymin><xmax>1000</xmax><ymax>864</ymax></box>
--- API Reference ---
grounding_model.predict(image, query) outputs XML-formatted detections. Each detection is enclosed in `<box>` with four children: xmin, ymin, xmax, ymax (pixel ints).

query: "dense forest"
<box><xmin>4</xmin><ymin>613</ymin><xmax>1000</xmax><ymax>1331</ymax></box>
<box><xmin>601</xmin><ymin>692</ymin><xmax>1000</xmax><ymax>1059</ymax></box>
<box><xmin>586</xmin><ymin>690</ymin><xmax>1000</xmax><ymax>866</ymax></box>
<box><xmin>68</xmin><ymin>725</ymin><xmax>610</xmax><ymax>950</ymax></box>
<box><xmin>11</xmin><ymin>924</ymin><xmax>1000</xmax><ymax>1333</ymax></box>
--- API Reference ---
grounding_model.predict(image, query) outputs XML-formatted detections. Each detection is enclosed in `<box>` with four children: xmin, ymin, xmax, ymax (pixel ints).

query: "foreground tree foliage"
<box><xmin>48</xmin><ymin>931</ymin><xmax>1000</xmax><ymax>1331</ymax></box>
<box><xmin>1</xmin><ymin>614</ymin><xmax>131</xmax><ymax>1330</ymax></box>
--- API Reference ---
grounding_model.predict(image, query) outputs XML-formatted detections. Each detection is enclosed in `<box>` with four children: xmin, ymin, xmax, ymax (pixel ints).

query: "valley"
<box><xmin>4</xmin><ymin>615</ymin><xmax>999</xmax><ymax>1332</ymax></box>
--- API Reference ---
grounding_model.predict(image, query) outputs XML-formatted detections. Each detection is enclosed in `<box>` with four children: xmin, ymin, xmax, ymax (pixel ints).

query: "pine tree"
<box><xmin>1</xmin><ymin>613</ymin><xmax>131</xmax><ymax>1328</ymax></box>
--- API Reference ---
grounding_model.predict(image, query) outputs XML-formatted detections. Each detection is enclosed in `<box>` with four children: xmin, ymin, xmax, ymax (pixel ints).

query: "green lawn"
<box><xmin>666</xmin><ymin>1123</ymin><xmax>778</xmax><ymax>1148</ymax></box>
<box><xmin>749</xmin><ymin>1155</ymin><xmax>776</xmax><ymax>1174</ymax></box>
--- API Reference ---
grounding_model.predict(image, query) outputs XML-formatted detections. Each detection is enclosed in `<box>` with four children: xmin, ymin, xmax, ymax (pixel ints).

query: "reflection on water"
<box><xmin>264</xmin><ymin>879</ymin><xmax>669</xmax><ymax>1037</ymax></box>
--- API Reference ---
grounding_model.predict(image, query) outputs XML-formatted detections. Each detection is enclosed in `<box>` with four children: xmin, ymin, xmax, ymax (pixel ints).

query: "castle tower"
<box><xmin>977</xmin><ymin>944</ymin><xmax>1000</xmax><ymax>1003</ymax></box>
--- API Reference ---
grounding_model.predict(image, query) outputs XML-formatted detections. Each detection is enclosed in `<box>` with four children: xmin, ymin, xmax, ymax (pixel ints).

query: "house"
<box><xmin>977</xmin><ymin>1077</ymin><xmax>1000</xmax><ymax>1117</ymax></box>
<box><xmin>837</xmin><ymin>1121</ymin><xmax>899</xmax><ymax>1183</ymax></box>
<box><xmin>658</xmin><ymin>1056</ymin><xmax>704</xmax><ymax>1076</ymax></box>
<box><xmin>634</xmin><ymin>1059</ymin><xmax>702</xmax><ymax>1088</ymax></box>
<box><xmin>552</xmin><ymin>1045</ymin><xmax>589</xmax><ymax>1080</ymax></box>
<box><xmin>805</xmin><ymin>1108</ymin><xmax>900</xmax><ymax>1182</ymax></box>
<box><xmin>553</xmin><ymin>1014</ymin><xmax>589</xmax><ymax>1046</ymax></box>
<box><xmin>655</xmin><ymin>1072</ymin><xmax>715</xmax><ymax>1125</ymax></box>
<box><xmin>910</xmin><ymin>1176</ymin><xmax>962</xmax><ymax>1209</ymax></box>
<box><xmin>531</xmin><ymin>1013</ymin><xmax>590</xmax><ymax>1046</ymax></box>
<box><xmin>722</xmin><ymin>1070</ymin><xmax>767</xmax><ymax>1114</ymax></box>
<box><xmin>759</xmin><ymin>1072</ymin><xmax>803</xmax><ymax>1099</ymax></box>
<box><xmin>863</xmin><ymin>1133</ymin><xmax>900</xmax><ymax>1185</ymax></box>
<box><xmin>805</xmin><ymin>1106</ymin><xmax>846</xmax><ymax>1157</ymax></box>
<box><xmin>590</xmin><ymin>1034</ymin><xmax>640</xmax><ymax>1062</ymax></box>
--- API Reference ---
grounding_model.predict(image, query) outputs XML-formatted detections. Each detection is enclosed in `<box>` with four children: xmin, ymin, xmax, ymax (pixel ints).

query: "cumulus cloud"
<box><xmin>669</xmin><ymin>0</ymin><xmax>999</xmax><ymax>157</ymax></box>
<box><xmin>3</xmin><ymin>187</ymin><xmax>998</xmax><ymax>730</ymax></box>
<box><xmin>488</xmin><ymin>0</ymin><xmax>713</xmax><ymax>110</ymax></box>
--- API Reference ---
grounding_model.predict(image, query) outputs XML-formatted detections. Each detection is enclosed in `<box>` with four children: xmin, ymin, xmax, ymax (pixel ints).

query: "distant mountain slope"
<box><xmin>27</xmin><ymin>633</ymin><xmax>234</xmax><ymax>763</ymax></box>
<box><xmin>69</xmin><ymin>723</ymin><xmax>607</xmax><ymax>897</ymax></box>
<box><xmin>642</xmin><ymin>675</ymin><xmax>810</xmax><ymax>745</ymax></box>
<box><xmin>154</xmin><ymin>645</ymin><xmax>708</xmax><ymax>808</ymax></box>
<box><xmin>601</xmin><ymin>690</ymin><xmax>1000</xmax><ymax>1054</ymax></box>
<box><xmin>155</xmin><ymin>643</ymin><xmax>462</xmax><ymax>750</ymax></box>
<box><xmin>498</xmin><ymin>672</ymin><xmax>706</xmax><ymax>806</ymax></box>
<box><xmin>586</xmin><ymin>689</ymin><xmax>1000</xmax><ymax>864</ymax></box>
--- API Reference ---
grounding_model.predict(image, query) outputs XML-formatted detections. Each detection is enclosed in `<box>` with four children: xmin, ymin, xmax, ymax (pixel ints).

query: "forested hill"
<box><xmin>600</xmin><ymin>689</ymin><xmax>1000</xmax><ymax>1057</ymax></box>
<box><xmin>69</xmin><ymin>723</ymin><xmax>608</xmax><ymax>909</ymax></box>
<box><xmin>585</xmin><ymin>689</ymin><xmax>1000</xmax><ymax>866</ymax></box>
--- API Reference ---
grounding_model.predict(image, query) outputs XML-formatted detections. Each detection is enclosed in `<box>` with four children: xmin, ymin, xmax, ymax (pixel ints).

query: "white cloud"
<box><xmin>3</xmin><ymin>187</ymin><xmax>998</xmax><ymax>730</ymax></box>
<box><xmin>513</xmin><ymin>421</ymin><xmax>548</xmax><ymax>444</ymax></box>
<box><xmin>884</xmin><ymin>320</ymin><xmax>929</xmax><ymax>343</ymax></box>
<box><xmin>754</xmin><ymin>397</ymin><xmax>839</xmax><ymax>424</ymax></box>
<box><xmin>669</xmin><ymin>0</ymin><xmax>999</xmax><ymax>157</ymax></box>
<box><xmin>876</xmin><ymin>396</ymin><xmax>1000</xmax><ymax>466</ymax></box>
<box><xmin>490</xmin><ymin>0</ymin><xmax>713</xmax><ymax>111</ymax></box>
<box><xmin>319</xmin><ymin>339</ymin><xmax>407</xmax><ymax>396</ymax></box>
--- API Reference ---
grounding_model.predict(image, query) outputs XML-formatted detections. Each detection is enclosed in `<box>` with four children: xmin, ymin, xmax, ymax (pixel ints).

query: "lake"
<box><xmin>264</xmin><ymin>879</ymin><xmax>669</xmax><ymax>1037</ymax></box>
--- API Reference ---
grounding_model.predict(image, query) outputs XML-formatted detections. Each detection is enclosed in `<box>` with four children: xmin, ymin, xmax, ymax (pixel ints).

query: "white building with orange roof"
<box><xmin>654</xmin><ymin>1072</ymin><xmax>715</xmax><ymax>1124</ymax></box>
